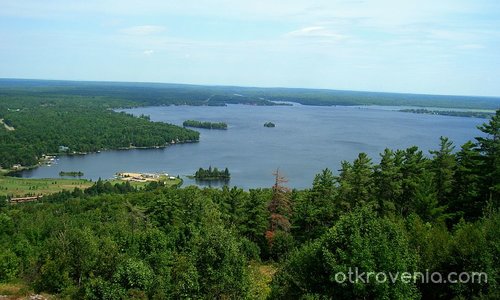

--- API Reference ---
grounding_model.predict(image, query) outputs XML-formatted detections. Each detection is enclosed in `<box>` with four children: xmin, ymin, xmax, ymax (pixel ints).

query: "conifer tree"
<box><xmin>399</xmin><ymin>147</ymin><xmax>428</xmax><ymax>216</ymax></box>
<box><xmin>476</xmin><ymin>110</ymin><xmax>500</xmax><ymax>206</ymax></box>
<box><xmin>412</xmin><ymin>171</ymin><xmax>447</xmax><ymax>222</ymax></box>
<box><xmin>336</xmin><ymin>153</ymin><xmax>374</xmax><ymax>210</ymax></box>
<box><xmin>373</xmin><ymin>148</ymin><xmax>403</xmax><ymax>216</ymax></box>
<box><xmin>451</xmin><ymin>141</ymin><xmax>482</xmax><ymax>220</ymax></box>
<box><xmin>430</xmin><ymin>136</ymin><xmax>456</xmax><ymax>206</ymax></box>
<box><xmin>294</xmin><ymin>168</ymin><xmax>337</xmax><ymax>241</ymax></box>
<box><xmin>267</xmin><ymin>169</ymin><xmax>292</xmax><ymax>234</ymax></box>
<box><xmin>240</xmin><ymin>189</ymin><xmax>268</xmax><ymax>243</ymax></box>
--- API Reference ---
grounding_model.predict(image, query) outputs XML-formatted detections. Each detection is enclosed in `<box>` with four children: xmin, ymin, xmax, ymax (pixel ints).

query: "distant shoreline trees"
<box><xmin>59</xmin><ymin>171</ymin><xmax>84</xmax><ymax>177</ymax></box>
<box><xmin>0</xmin><ymin>111</ymin><xmax>499</xmax><ymax>299</ymax></box>
<box><xmin>400</xmin><ymin>108</ymin><xmax>494</xmax><ymax>119</ymax></box>
<box><xmin>0</xmin><ymin>96</ymin><xmax>200</xmax><ymax>169</ymax></box>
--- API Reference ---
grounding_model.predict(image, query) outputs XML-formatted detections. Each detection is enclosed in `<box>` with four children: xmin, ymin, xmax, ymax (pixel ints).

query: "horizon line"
<box><xmin>1</xmin><ymin>76</ymin><xmax>500</xmax><ymax>99</ymax></box>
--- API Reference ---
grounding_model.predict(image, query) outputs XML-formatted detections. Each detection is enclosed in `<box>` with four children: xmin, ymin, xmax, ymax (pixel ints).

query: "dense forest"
<box><xmin>183</xmin><ymin>120</ymin><xmax>228</xmax><ymax>130</ymax></box>
<box><xmin>0</xmin><ymin>111</ymin><xmax>498</xmax><ymax>299</ymax></box>
<box><xmin>59</xmin><ymin>171</ymin><xmax>84</xmax><ymax>177</ymax></box>
<box><xmin>0</xmin><ymin>94</ymin><xmax>199</xmax><ymax>168</ymax></box>
<box><xmin>1</xmin><ymin>79</ymin><xmax>500</xmax><ymax>109</ymax></box>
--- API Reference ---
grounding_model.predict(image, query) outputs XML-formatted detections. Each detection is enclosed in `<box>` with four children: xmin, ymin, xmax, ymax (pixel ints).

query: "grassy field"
<box><xmin>0</xmin><ymin>176</ymin><xmax>93</xmax><ymax>197</ymax></box>
<box><xmin>0</xmin><ymin>282</ymin><xmax>33</xmax><ymax>299</ymax></box>
<box><xmin>0</xmin><ymin>176</ymin><xmax>93</xmax><ymax>196</ymax></box>
<box><xmin>107</xmin><ymin>176</ymin><xmax>182</xmax><ymax>189</ymax></box>
<box><xmin>0</xmin><ymin>176</ymin><xmax>182</xmax><ymax>197</ymax></box>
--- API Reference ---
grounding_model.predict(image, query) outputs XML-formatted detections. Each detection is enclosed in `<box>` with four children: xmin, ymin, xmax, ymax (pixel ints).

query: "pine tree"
<box><xmin>267</xmin><ymin>169</ymin><xmax>292</xmax><ymax>234</ymax></box>
<box><xmin>399</xmin><ymin>147</ymin><xmax>428</xmax><ymax>216</ymax></box>
<box><xmin>429</xmin><ymin>137</ymin><xmax>456</xmax><ymax>206</ymax></box>
<box><xmin>451</xmin><ymin>141</ymin><xmax>482</xmax><ymax>220</ymax></box>
<box><xmin>373</xmin><ymin>148</ymin><xmax>403</xmax><ymax>216</ymax></box>
<box><xmin>310</xmin><ymin>168</ymin><xmax>337</xmax><ymax>223</ymax></box>
<box><xmin>351</xmin><ymin>153</ymin><xmax>374</xmax><ymax>205</ymax></box>
<box><xmin>337</xmin><ymin>153</ymin><xmax>374</xmax><ymax>210</ymax></box>
<box><xmin>294</xmin><ymin>168</ymin><xmax>337</xmax><ymax>241</ymax></box>
<box><xmin>412</xmin><ymin>171</ymin><xmax>447</xmax><ymax>222</ymax></box>
<box><xmin>240</xmin><ymin>189</ymin><xmax>268</xmax><ymax>243</ymax></box>
<box><xmin>336</xmin><ymin>160</ymin><xmax>354</xmax><ymax>211</ymax></box>
<box><xmin>475</xmin><ymin>110</ymin><xmax>500</xmax><ymax>206</ymax></box>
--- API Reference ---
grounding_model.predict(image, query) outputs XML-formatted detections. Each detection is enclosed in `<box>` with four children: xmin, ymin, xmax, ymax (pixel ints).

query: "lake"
<box><xmin>21</xmin><ymin>104</ymin><xmax>486</xmax><ymax>189</ymax></box>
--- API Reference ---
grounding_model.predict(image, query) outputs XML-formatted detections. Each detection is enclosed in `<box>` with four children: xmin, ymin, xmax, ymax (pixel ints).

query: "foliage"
<box><xmin>270</xmin><ymin>207</ymin><xmax>419</xmax><ymax>299</ymax></box>
<box><xmin>3</xmin><ymin>79</ymin><xmax>499</xmax><ymax>110</ymax></box>
<box><xmin>266</xmin><ymin>170</ymin><xmax>293</xmax><ymax>260</ymax></box>
<box><xmin>0</xmin><ymin>87</ymin><xmax>499</xmax><ymax>299</ymax></box>
<box><xmin>0</xmin><ymin>94</ymin><xmax>199</xmax><ymax>168</ymax></box>
<box><xmin>400</xmin><ymin>108</ymin><xmax>495</xmax><ymax>118</ymax></box>
<box><xmin>59</xmin><ymin>171</ymin><xmax>84</xmax><ymax>177</ymax></box>
<box><xmin>476</xmin><ymin>110</ymin><xmax>500</xmax><ymax>206</ymax></box>
<box><xmin>293</xmin><ymin>168</ymin><xmax>337</xmax><ymax>242</ymax></box>
<box><xmin>0</xmin><ymin>249</ymin><xmax>19</xmax><ymax>282</ymax></box>
<box><xmin>194</xmin><ymin>166</ymin><xmax>230</xmax><ymax>180</ymax></box>
<box><xmin>0</xmin><ymin>186</ymin><xmax>255</xmax><ymax>298</ymax></box>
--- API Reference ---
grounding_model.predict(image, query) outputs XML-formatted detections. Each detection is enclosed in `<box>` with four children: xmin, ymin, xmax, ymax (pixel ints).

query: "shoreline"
<box><xmin>3</xmin><ymin>139</ymin><xmax>199</xmax><ymax>177</ymax></box>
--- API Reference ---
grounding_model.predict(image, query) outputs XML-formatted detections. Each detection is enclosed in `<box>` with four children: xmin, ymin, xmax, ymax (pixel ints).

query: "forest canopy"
<box><xmin>1</xmin><ymin>79</ymin><xmax>499</xmax><ymax>109</ymax></box>
<box><xmin>183</xmin><ymin>120</ymin><xmax>228</xmax><ymax>130</ymax></box>
<box><xmin>0</xmin><ymin>111</ymin><xmax>498</xmax><ymax>299</ymax></box>
<box><xmin>0</xmin><ymin>94</ymin><xmax>199</xmax><ymax>168</ymax></box>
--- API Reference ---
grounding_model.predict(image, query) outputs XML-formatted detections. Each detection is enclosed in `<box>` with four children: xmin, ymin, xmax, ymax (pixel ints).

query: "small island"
<box><xmin>264</xmin><ymin>122</ymin><xmax>276</xmax><ymax>127</ymax></box>
<box><xmin>194</xmin><ymin>166</ymin><xmax>230</xmax><ymax>180</ymax></box>
<box><xmin>183</xmin><ymin>120</ymin><xmax>228</xmax><ymax>130</ymax></box>
<box><xmin>59</xmin><ymin>171</ymin><xmax>84</xmax><ymax>177</ymax></box>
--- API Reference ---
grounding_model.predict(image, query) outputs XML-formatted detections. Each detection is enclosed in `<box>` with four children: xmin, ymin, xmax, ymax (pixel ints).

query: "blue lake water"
<box><xmin>21</xmin><ymin>104</ymin><xmax>486</xmax><ymax>189</ymax></box>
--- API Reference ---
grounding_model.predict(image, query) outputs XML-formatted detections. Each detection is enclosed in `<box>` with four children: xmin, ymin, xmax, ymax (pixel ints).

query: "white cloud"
<box><xmin>1</xmin><ymin>0</ymin><xmax>499</xmax><ymax>96</ymax></box>
<box><xmin>285</xmin><ymin>26</ymin><xmax>346</xmax><ymax>40</ymax></box>
<box><xmin>121</xmin><ymin>25</ymin><xmax>165</xmax><ymax>36</ymax></box>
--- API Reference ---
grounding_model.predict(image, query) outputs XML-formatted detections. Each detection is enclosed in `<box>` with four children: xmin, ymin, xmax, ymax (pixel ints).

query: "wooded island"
<box><xmin>400</xmin><ymin>108</ymin><xmax>495</xmax><ymax>118</ymax></box>
<box><xmin>183</xmin><ymin>120</ymin><xmax>228</xmax><ymax>130</ymax></box>
<box><xmin>194</xmin><ymin>166</ymin><xmax>230</xmax><ymax>180</ymax></box>
<box><xmin>59</xmin><ymin>171</ymin><xmax>84</xmax><ymax>177</ymax></box>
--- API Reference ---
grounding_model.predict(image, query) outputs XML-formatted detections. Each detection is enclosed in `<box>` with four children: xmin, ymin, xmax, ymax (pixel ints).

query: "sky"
<box><xmin>0</xmin><ymin>0</ymin><xmax>499</xmax><ymax>96</ymax></box>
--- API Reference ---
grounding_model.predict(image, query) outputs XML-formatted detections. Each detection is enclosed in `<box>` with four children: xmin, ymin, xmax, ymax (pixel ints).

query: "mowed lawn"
<box><xmin>0</xmin><ymin>176</ymin><xmax>93</xmax><ymax>197</ymax></box>
<box><xmin>106</xmin><ymin>176</ymin><xmax>182</xmax><ymax>189</ymax></box>
<box><xmin>0</xmin><ymin>176</ymin><xmax>183</xmax><ymax>197</ymax></box>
